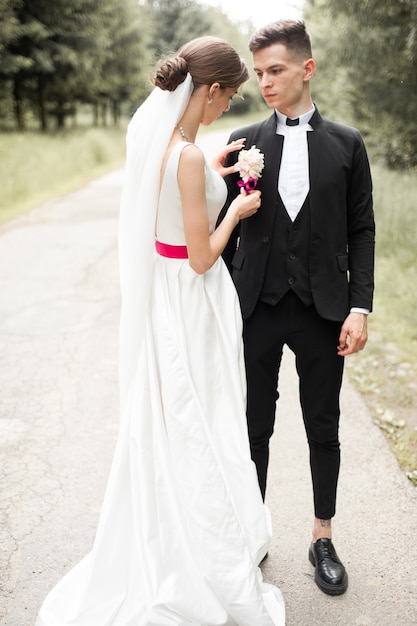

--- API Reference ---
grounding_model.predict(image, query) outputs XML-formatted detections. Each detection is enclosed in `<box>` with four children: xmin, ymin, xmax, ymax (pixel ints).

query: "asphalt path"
<box><xmin>1</xmin><ymin>130</ymin><xmax>416</xmax><ymax>626</ymax></box>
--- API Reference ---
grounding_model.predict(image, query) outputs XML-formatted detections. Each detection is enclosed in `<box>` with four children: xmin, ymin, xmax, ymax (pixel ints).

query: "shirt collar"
<box><xmin>276</xmin><ymin>104</ymin><xmax>315</xmax><ymax>131</ymax></box>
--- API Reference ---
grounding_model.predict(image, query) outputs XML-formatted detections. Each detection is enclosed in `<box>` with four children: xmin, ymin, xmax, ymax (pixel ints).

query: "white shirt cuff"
<box><xmin>350</xmin><ymin>307</ymin><xmax>369</xmax><ymax>315</ymax></box>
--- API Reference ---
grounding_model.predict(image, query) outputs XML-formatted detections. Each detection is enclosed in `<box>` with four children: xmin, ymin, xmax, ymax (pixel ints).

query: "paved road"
<box><xmin>1</xmin><ymin>130</ymin><xmax>416</xmax><ymax>626</ymax></box>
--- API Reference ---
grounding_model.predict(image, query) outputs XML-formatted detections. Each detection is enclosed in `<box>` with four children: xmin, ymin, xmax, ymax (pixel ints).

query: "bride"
<box><xmin>35</xmin><ymin>36</ymin><xmax>285</xmax><ymax>626</ymax></box>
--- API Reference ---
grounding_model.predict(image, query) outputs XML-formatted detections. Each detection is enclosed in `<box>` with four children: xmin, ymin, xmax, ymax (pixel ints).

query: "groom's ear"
<box><xmin>303</xmin><ymin>58</ymin><xmax>315</xmax><ymax>82</ymax></box>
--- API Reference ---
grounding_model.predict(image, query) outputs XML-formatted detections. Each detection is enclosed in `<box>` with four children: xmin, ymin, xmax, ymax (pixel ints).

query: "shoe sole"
<box><xmin>308</xmin><ymin>548</ymin><xmax>348</xmax><ymax>596</ymax></box>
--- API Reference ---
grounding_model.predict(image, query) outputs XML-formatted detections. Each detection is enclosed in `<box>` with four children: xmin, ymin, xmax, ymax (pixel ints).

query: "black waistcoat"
<box><xmin>260</xmin><ymin>193</ymin><xmax>313</xmax><ymax>307</ymax></box>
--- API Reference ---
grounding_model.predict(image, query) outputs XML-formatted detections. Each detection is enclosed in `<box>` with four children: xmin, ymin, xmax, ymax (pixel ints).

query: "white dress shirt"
<box><xmin>276</xmin><ymin>107</ymin><xmax>314</xmax><ymax>222</ymax></box>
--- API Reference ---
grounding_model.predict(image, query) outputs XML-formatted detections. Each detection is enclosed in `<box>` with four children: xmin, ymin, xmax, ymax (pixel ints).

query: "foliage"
<box><xmin>91</xmin><ymin>0</ymin><xmax>151</xmax><ymax>125</ymax></box>
<box><xmin>0</xmin><ymin>1</ymin><xmax>160</xmax><ymax>130</ymax></box>
<box><xmin>140</xmin><ymin>0</ymin><xmax>212</xmax><ymax>59</ymax></box>
<box><xmin>0</xmin><ymin>0</ymin><xmax>262</xmax><ymax>131</ymax></box>
<box><xmin>137</xmin><ymin>0</ymin><xmax>263</xmax><ymax>113</ymax></box>
<box><xmin>304</xmin><ymin>0</ymin><xmax>417</xmax><ymax>168</ymax></box>
<box><xmin>2</xmin><ymin>0</ymin><xmax>114</xmax><ymax>130</ymax></box>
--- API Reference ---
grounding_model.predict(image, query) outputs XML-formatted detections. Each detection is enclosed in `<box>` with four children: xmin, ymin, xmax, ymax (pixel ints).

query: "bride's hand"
<box><xmin>230</xmin><ymin>188</ymin><xmax>261</xmax><ymax>220</ymax></box>
<box><xmin>211</xmin><ymin>138</ymin><xmax>245</xmax><ymax>178</ymax></box>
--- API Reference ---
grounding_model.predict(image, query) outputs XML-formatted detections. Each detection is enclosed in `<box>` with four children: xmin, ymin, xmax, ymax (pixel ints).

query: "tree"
<box><xmin>138</xmin><ymin>0</ymin><xmax>263</xmax><ymax>114</ymax></box>
<box><xmin>304</xmin><ymin>0</ymin><xmax>417</xmax><ymax>168</ymax></box>
<box><xmin>0</xmin><ymin>0</ymin><xmax>260</xmax><ymax>132</ymax></box>
<box><xmin>0</xmin><ymin>0</ymin><xmax>29</xmax><ymax>75</ymax></box>
<box><xmin>0</xmin><ymin>0</ymin><xmax>26</xmax><ymax>127</ymax></box>
<box><xmin>1</xmin><ymin>0</ymin><xmax>166</xmax><ymax>131</ymax></box>
<box><xmin>93</xmin><ymin>0</ymin><xmax>151</xmax><ymax>126</ymax></box>
<box><xmin>2</xmin><ymin>0</ymin><xmax>118</xmax><ymax>130</ymax></box>
<box><xmin>140</xmin><ymin>0</ymin><xmax>212</xmax><ymax>60</ymax></box>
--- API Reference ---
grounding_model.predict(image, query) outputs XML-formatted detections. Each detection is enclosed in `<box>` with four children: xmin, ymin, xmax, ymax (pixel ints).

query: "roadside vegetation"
<box><xmin>0</xmin><ymin>127</ymin><xmax>126</xmax><ymax>224</ymax></box>
<box><xmin>345</xmin><ymin>164</ymin><xmax>417</xmax><ymax>486</ymax></box>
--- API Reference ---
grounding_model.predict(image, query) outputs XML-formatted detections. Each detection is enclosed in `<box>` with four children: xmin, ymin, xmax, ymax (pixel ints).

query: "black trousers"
<box><xmin>243</xmin><ymin>290</ymin><xmax>344</xmax><ymax>519</ymax></box>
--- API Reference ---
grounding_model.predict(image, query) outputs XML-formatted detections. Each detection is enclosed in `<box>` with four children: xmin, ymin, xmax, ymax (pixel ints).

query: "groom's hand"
<box><xmin>337</xmin><ymin>312</ymin><xmax>368</xmax><ymax>356</ymax></box>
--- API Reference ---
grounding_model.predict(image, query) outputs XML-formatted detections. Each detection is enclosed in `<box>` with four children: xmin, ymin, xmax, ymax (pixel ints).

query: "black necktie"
<box><xmin>286</xmin><ymin>117</ymin><xmax>299</xmax><ymax>126</ymax></box>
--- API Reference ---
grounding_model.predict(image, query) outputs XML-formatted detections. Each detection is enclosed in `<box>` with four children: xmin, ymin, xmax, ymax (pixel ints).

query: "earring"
<box><xmin>208</xmin><ymin>97</ymin><xmax>213</xmax><ymax>104</ymax></box>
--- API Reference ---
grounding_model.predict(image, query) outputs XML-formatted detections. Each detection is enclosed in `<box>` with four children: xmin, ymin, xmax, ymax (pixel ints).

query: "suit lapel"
<box><xmin>260</xmin><ymin>114</ymin><xmax>283</xmax><ymax>180</ymax></box>
<box><xmin>257</xmin><ymin>115</ymin><xmax>283</xmax><ymax>229</ymax></box>
<box><xmin>262</xmin><ymin>135</ymin><xmax>283</xmax><ymax>192</ymax></box>
<box><xmin>307</xmin><ymin>129</ymin><xmax>322</xmax><ymax>202</ymax></box>
<box><xmin>307</xmin><ymin>107</ymin><xmax>324</xmax><ymax>204</ymax></box>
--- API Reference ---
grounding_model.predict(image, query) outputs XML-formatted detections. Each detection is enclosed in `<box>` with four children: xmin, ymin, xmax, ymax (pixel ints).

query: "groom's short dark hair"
<box><xmin>249</xmin><ymin>20</ymin><xmax>312</xmax><ymax>60</ymax></box>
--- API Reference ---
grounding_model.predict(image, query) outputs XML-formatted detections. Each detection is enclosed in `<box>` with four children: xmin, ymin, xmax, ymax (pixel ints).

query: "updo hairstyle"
<box><xmin>153</xmin><ymin>36</ymin><xmax>249</xmax><ymax>92</ymax></box>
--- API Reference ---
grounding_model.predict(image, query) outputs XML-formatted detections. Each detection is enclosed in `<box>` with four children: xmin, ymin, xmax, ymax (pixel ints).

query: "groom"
<box><xmin>219</xmin><ymin>20</ymin><xmax>375</xmax><ymax>595</ymax></box>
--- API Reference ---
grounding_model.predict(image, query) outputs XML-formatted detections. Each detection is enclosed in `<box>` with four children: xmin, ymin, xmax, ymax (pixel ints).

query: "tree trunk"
<box><xmin>56</xmin><ymin>110</ymin><xmax>66</xmax><ymax>129</ymax></box>
<box><xmin>37</xmin><ymin>76</ymin><xmax>48</xmax><ymax>132</ymax></box>
<box><xmin>111</xmin><ymin>100</ymin><xmax>120</xmax><ymax>125</ymax></box>
<box><xmin>100</xmin><ymin>100</ymin><xmax>107</xmax><ymax>126</ymax></box>
<box><xmin>93</xmin><ymin>102</ymin><xmax>99</xmax><ymax>126</ymax></box>
<box><xmin>13</xmin><ymin>78</ymin><xmax>25</xmax><ymax>131</ymax></box>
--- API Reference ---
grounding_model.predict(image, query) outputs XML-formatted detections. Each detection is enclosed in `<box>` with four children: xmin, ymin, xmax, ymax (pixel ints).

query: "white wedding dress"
<box><xmin>35</xmin><ymin>140</ymin><xmax>285</xmax><ymax>626</ymax></box>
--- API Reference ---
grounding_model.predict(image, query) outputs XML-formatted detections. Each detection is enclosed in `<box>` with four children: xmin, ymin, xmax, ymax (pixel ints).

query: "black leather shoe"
<box><xmin>309</xmin><ymin>538</ymin><xmax>348</xmax><ymax>595</ymax></box>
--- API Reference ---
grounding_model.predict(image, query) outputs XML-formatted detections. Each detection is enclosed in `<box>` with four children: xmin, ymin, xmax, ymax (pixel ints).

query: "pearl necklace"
<box><xmin>176</xmin><ymin>125</ymin><xmax>192</xmax><ymax>142</ymax></box>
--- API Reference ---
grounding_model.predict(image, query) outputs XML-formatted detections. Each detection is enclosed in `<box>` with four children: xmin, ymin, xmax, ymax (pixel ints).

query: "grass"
<box><xmin>345</xmin><ymin>162</ymin><xmax>417</xmax><ymax>486</ymax></box>
<box><xmin>1</xmin><ymin>121</ymin><xmax>416</xmax><ymax>486</ymax></box>
<box><xmin>0</xmin><ymin>126</ymin><xmax>127</xmax><ymax>224</ymax></box>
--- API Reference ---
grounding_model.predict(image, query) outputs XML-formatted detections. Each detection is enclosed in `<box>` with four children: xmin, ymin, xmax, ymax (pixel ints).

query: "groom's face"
<box><xmin>252</xmin><ymin>43</ymin><xmax>311</xmax><ymax>117</ymax></box>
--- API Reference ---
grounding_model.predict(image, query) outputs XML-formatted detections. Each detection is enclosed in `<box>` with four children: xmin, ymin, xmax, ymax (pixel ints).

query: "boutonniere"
<box><xmin>236</xmin><ymin>145</ymin><xmax>265</xmax><ymax>192</ymax></box>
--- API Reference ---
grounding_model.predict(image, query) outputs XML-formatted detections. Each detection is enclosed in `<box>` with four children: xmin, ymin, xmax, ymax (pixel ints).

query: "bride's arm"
<box><xmin>179</xmin><ymin>144</ymin><xmax>260</xmax><ymax>275</ymax></box>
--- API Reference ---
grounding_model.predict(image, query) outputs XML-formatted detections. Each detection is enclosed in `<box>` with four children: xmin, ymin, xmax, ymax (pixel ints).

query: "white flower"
<box><xmin>237</xmin><ymin>145</ymin><xmax>265</xmax><ymax>182</ymax></box>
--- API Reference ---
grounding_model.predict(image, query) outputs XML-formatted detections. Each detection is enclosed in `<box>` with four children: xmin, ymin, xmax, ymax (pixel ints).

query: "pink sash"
<box><xmin>155</xmin><ymin>240</ymin><xmax>188</xmax><ymax>259</ymax></box>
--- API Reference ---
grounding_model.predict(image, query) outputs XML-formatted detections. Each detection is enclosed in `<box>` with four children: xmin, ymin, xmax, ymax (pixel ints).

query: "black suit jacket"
<box><xmin>219</xmin><ymin>107</ymin><xmax>375</xmax><ymax>322</ymax></box>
